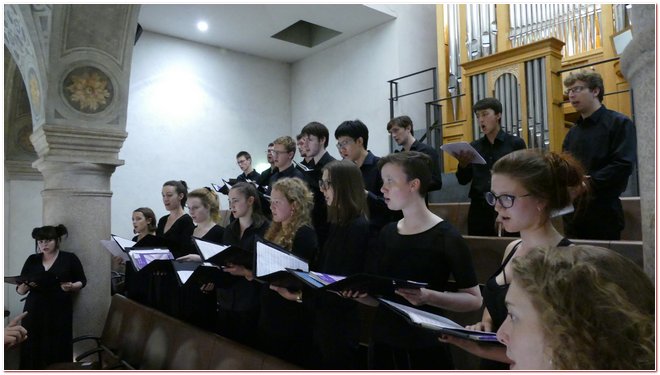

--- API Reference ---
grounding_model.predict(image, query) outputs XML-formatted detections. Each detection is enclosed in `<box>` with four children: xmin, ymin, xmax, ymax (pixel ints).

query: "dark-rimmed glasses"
<box><xmin>485</xmin><ymin>192</ymin><xmax>531</xmax><ymax>208</ymax></box>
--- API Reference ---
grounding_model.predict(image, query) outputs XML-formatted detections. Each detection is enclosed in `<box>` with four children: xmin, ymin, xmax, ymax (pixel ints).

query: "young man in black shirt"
<box><xmin>562</xmin><ymin>70</ymin><xmax>637</xmax><ymax>240</ymax></box>
<box><xmin>455</xmin><ymin>97</ymin><xmax>526</xmax><ymax>236</ymax></box>
<box><xmin>387</xmin><ymin>115</ymin><xmax>442</xmax><ymax>193</ymax></box>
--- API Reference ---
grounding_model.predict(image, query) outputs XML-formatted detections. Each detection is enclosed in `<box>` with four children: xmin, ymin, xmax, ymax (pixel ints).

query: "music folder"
<box><xmin>378</xmin><ymin>298</ymin><xmax>502</xmax><ymax>344</ymax></box>
<box><xmin>254</xmin><ymin>238</ymin><xmax>308</xmax><ymax>288</ymax></box>
<box><xmin>287</xmin><ymin>270</ymin><xmax>428</xmax><ymax>296</ymax></box>
<box><xmin>440</xmin><ymin>142</ymin><xmax>487</xmax><ymax>165</ymax></box>
<box><xmin>192</xmin><ymin>238</ymin><xmax>253</xmax><ymax>268</ymax></box>
<box><xmin>128</xmin><ymin>248</ymin><xmax>174</xmax><ymax>272</ymax></box>
<box><xmin>5</xmin><ymin>271</ymin><xmax>60</xmax><ymax>287</ymax></box>
<box><xmin>100</xmin><ymin>234</ymin><xmax>135</xmax><ymax>261</ymax></box>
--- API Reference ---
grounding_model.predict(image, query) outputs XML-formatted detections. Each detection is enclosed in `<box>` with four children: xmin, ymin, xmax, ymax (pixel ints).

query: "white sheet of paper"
<box><xmin>100</xmin><ymin>239</ymin><xmax>130</xmax><ymax>261</ymax></box>
<box><xmin>177</xmin><ymin>270</ymin><xmax>195</xmax><ymax>284</ymax></box>
<box><xmin>112</xmin><ymin>234</ymin><xmax>136</xmax><ymax>249</ymax></box>
<box><xmin>194</xmin><ymin>238</ymin><xmax>229</xmax><ymax>260</ymax></box>
<box><xmin>255</xmin><ymin>241</ymin><xmax>308</xmax><ymax>277</ymax></box>
<box><xmin>440</xmin><ymin>142</ymin><xmax>487</xmax><ymax>165</ymax></box>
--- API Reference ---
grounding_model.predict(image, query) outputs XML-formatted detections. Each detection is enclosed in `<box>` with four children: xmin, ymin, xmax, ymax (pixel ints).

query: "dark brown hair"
<box><xmin>133</xmin><ymin>207</ymin><xmax>157</xmax><ymax>232</ymax></box>
<box><xmin>322</xmin><ymin>160</ymin><xmax>368</xmax><ymax>225</ymax></box>
<box><xmin>32</xmin><ymin>224</ymin><xmax>68</xmax><ymax>252</ymax></box>
<box><xmin>163</xmin><ymin>180</ymin><xmax>189</xmax><ymax>207</ymax></box>
<box><xmin>378</xmin><ymin>151</ymin><xmax>433</xmax><ymax>196</ymax></box>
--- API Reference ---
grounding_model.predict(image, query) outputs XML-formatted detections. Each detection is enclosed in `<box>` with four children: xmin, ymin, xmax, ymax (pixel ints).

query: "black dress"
<box><xmin>216</xmin><ymin>219</ymin><xmax>270</xmax><ymax>346</ymax></box>
<box><xmin>19</xmin><ymin>251</ymin><xmax>87</xmax><ymax>369</ymax></box>
<box><xmin>480</xmin><ymin>238</ymin><xmax>572</xmax><ymax>369</ymax></box>
<box><xmin>256</xmin><ymin>225</ymin><xmax>318</xmax><ymax>368</ymax></box>
<box><xmin>307</xmin><ymin>216</ymin><xmax>370</xmax><ymax>369</ymax></box>
<box><xmin>156</xmin><ymin>213</ymin><xmax>195</xmax><ymax>257</ymax></box>
<box><xmin>368</xmin><ymin>221</ymin><xmax>478</xmax><ymax>369</ymax></box>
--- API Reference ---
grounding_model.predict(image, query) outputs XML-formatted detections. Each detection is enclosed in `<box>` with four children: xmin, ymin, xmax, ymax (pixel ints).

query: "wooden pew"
<box><xmin>49</xmin><ymin>294</ymin><xmax>300</xmax><ymax>370</ymax></box>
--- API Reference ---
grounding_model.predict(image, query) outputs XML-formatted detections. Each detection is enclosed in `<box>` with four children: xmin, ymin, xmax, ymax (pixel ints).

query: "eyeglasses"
<box><xmin>318</xmin><ymin>179</ymin><xmax>332</xmax><ymax>190</ymax></box>
<box><xmin>336</xmin><ymin>139</ymin><xmax>355</xmax><ymax>150</ymax></box>
<box><xmin>564</xmin><ymin>85</ymin><xmax>587</xmax><ymax>96</ymax></box>
<box><xmin>268</xmin><ymin>150</ymin><xmax>289</xmax><ymax>156</ymax></box>
<box><xmin>485</xmin><ymin>192</ymin><xmax>531</xmax><ymax>208</ymax></box>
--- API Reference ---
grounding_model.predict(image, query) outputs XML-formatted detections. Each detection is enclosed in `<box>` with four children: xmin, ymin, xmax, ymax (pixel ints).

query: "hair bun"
<box><xmin>180</xmin><ymin>180</ymin><xmax>188</xmax><ymax>189</ymax></box>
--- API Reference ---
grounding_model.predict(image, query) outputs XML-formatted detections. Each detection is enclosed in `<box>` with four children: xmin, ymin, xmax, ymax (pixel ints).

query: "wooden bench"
<box><xmin>48</xmin><ymin>294</ymin><xmax>300</xmax><ymax>370</ymax></box>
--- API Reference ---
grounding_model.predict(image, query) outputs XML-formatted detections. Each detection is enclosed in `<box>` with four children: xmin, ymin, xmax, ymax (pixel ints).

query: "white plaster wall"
<box><xmin>111</xmin><ymin>32</ymin><xmax>291</xmax><ymax>237</ymax></box>
<box><xmin>291</xmin><ymin>4</ymin><xmax>438</xmax><ymax>158</ymax></box>
<box><xmin>4</xmin><ymin>180</ymin><xmax>43</xmax><ymax>319</ymax></box>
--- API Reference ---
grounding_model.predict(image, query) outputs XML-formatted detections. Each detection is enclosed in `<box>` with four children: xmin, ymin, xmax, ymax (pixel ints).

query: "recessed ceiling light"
<box><xmin>197</xmin><ymin>21</ymin><xmax>208</xmax><ymax>32</ymax></box>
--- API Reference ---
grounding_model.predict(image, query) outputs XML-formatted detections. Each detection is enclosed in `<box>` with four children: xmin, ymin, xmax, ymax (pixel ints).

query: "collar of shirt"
<box><xmin>480</xmin><ymin>128</ymin><xmax>506</xmax><ymax>145</ymax></box>
<box><xmin>363</xmin><ymin>150</ymin><xmax>378</xmax><ymax>166</ymax></box>
<box><xmin>577</xmin><ymin>104</ymin><xmax>607</xmax><ymax>127</ymax></box>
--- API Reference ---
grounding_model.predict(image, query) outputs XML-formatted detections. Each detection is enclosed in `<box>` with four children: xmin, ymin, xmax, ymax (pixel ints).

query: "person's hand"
<box><xmin>466</xmin><ymin>320</ymin><xmax>492</xmax><ymax>333</ymax></box>
<box><xmin>455</xmin><ymin>150</ymin><xmax>475</xmax><ymax>168</ymax></box>
<box><xmin>223</xmin><ymin>264</ymin><xmax>254</xmax><ymax>281</ymax></box>
<box><xmin>60</xmin><ymin>282</ymin><xmax>75</xmax><ymax>292</ymax></box>
<box><xmin>176</xmin><ymin>254</ymin><xmax>202</xmax><ymax>262</ymax></box>
<box><xmin>200</xmin><ymin>282</ymin><xmax>215</xmax><ymax>294</ymax></box>
<box><xmin>112</xmin><ymin>255</ymin><xmax>126</xmax><ymax>268</ymax></box>
<box><xmin>5</xmin><ymin>311</ymin><xmax>28</xmax><ymax>348</ymax></box>
<box><xmin>339</xmin><ymin>289</ymin><xmax>368</xmax><ymax>299</ymax></box>
<box><xmin>269</xmin><ymin>285</ymin><xmax>301</xmax><ymax>302</ymax></box>
<box><xmin>395</xmin><ymin>287</ymin><xmax>429</xmax><ymax>306</ymax></box>
<box><xmin>16</xmin><ymin>282</ymin><xmax>31</xmax><ymax>295</ymax></box>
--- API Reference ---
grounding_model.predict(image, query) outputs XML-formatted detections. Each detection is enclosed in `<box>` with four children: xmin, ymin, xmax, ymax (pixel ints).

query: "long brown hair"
<box><xmin>264</xmin><ymin>178</ymin><xmax>313</xmax><ymax>250</ymax></box>
<box><xmin>322</xmin><ymin>160</ymin><xmax>368</xmax><ymax>225</ymax></box>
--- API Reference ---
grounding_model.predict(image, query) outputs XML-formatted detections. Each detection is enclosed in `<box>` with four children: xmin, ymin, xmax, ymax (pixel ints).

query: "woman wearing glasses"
<box><xmin>441</xmin><ymin>149</ymin><xmax>587</xmax><ymax>367</ymax></box>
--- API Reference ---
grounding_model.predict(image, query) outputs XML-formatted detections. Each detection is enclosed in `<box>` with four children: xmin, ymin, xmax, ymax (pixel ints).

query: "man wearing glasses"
<box><xmin>217</xmin><ymin>151</ymin><xmax>261</xmax><ymax>196</ymax></box>
<box><xmin>266</xmin><ymin>136</ymin><xmax>305</xmax><ymax>196</ymax></box>
<box><xmin>561</xmin><ymin>70</ymin><xmax>637</xmax><ymax>240</ymax></box>
<box><xmin>456</xmin><ymin>97</ymin><xmax>526</xmax><ymax>236</ymax></box>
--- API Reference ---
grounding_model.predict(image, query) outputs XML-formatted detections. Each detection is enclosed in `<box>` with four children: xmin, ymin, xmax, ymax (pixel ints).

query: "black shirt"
<box><xmin>156</xmin><ymin>214</ymin><xmax>195</xmax><ymax>258</ymax></box>
<box><xmin>398</xmin><ymin>140</ymin><xmax>442</xmax><ymax>192</ymax></box>
<box><xmin>456</xmin><ymin>129</ymin><xmax>526</xmax><ymax>200</ymax></box>
<box><xmin>306</xmin><ymin>151</ymin><xmax>337</xmax><ymax>247</ymax></box>
<box><xmin>238</xmin><ymin>170</ymin><xmax>260</xmax><ymax>183</ymax></box>
<box><xmin>369</xmin><ymin>221</ymin><xmax>478</xmax><ymax>348</ymax></box>
<box><xmin>562</xmin><ymin>105</ymin><xmax>637</xmax><ymax>199</ymax></box>
<box><xmin>222</xmin><ymin>218</ymin><xmax>270</xmax><ymax>251</ymax></box>
<box><xmin>267</xmin><ymin>164</ymin><xmax>306</xmax><ymax>195</ymax></box>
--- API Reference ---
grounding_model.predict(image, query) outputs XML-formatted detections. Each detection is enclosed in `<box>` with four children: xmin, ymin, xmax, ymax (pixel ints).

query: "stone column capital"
<box><xmin>30</xmin><ymin>123</ymin><xmax>127</xmax><ymax>168</ymax></box>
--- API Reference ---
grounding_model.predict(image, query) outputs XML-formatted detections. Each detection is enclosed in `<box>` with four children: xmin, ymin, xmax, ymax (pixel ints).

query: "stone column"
<box><xmin>620</xmin><ymin>4</ymin><xmax>655</xmax><ymax>280</ymax></box>
<box><xmin>30</xmin><ymin>124</ymin><xmax>127</xmax><ymax>344</ymax></box>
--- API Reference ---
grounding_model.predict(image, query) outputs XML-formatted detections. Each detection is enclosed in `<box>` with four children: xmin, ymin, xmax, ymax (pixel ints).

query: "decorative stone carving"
<box><xmin>62</xmin><ymin>66</ymin><xmax>114</xmax><ymax>114</ymax></box>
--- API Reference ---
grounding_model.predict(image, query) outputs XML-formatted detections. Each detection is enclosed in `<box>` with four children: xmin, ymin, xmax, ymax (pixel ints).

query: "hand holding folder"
<box><xmin>287</xmin><ymin>270</ymin><xmax>428</xmax><ymax>296</ymax></box>
<box><xmin>440</xmin><ymin>142</ymin><xmax>486</xmax><ymax>165</ymax></box>
<box><xmin>379</xmin><ymin>298</ymin><xmax>501</xmax><ymax>344</ymax></box>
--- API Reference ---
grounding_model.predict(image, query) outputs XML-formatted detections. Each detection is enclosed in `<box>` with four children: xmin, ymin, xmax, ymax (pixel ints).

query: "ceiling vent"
<box><xmin>271</xmin><ymin>20</ymin><xmax>341</xmax><ymax>48</ymax></box>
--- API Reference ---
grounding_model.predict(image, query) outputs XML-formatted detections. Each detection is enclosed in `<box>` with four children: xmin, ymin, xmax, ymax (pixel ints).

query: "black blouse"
<box><xmin>156</xmin><ymin>213</ymin><xmax>195</xmax><ymax>257</ymax></box>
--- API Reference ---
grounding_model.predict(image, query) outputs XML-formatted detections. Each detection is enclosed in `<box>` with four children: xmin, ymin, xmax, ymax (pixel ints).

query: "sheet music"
<box><xmin>440</xmin><ymin>142</ymin><xmax>487</xmax><ymax>165</ymax></box>
<box><xmin>100</xmin><ymin>239</ymin><xmax>130</xmax><ymax>261</ymax></box>
<box><xmin>128</xmin><ymin>248</ymin><xmax>173</xmax><ymax>271</ymax></box>
<box><xmin>194</xmin><ymin>238</ymin><xmax>229</xmax><ymax>260</ymax></box>
<box><xmin>112</xmin><ymin>234</ymin><xmax>136</xmax><ymax>249</ymax></box>
<box><xmin>177</xmin><ymin>270</ymin><xmax>195</xmax><ymax>284</ymax></box>
<box><xmin>222</xmin><ymin>179</ymin><xmax>234</xmax><ymax>189</ymax></box>
<box><xmin>255</xmin><ymin>241</ymin><xmax>308</xmax><ymax>277</ymax></box>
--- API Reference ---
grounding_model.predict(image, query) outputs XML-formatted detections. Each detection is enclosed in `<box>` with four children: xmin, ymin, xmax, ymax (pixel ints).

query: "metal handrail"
<box><xmin>554</xmin><ymin>56</ymin><xmax>620</xmax><ymax>74</ymax></box>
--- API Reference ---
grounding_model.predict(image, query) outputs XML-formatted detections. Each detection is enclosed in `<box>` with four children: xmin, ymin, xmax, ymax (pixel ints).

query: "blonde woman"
<box><xmin>227</xmin><ymin>177</ymin><xmax>318</xmax><ymax>367</ymax></box>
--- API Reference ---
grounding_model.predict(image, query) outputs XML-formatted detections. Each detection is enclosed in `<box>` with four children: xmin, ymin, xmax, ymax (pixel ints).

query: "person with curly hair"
<box><xmin>233</xmin><ymin>177</ymin><xmax>318</xmax><ymax>367</ymax></box>
<box><xmin>16</xmin><ymin>224</ymin><xmax>86</xmax><ymax>369</ymax></box>
<box><xmin>497</xmin><ymin>245</ymin><xmax>654</xmax><ymax>370</ymax></box>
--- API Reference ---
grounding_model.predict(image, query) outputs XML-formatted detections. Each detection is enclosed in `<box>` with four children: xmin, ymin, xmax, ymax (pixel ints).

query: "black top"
<box><xmin>397</xmin><ymin>140</ymin><xmax>442</xmax><ymax>192</ymax></box>
<box><xmin>222</xmin><ymin>218</ymin><xmax>270</xmax><ymax>251</ymax></box>
<box><xmin>200</xmin><ymin>224</ymin><xmax>225</xmax><ymax>244</ymax></box>
<box><xmin>19</xmin><ymin>251</ymin><xmax>86</xmax><ymax>369</ymax></box>
<box><xmin>456</xmin><ymin>129</ymin><xmax>526</xmax><ymax>199</ymax></box>
<box><xmin>156</xmin><ymin>214</ymin><xmax>195</xmax><ymax>258</ymax></box>
<box><xmin>562</xmin><ymin>105</ymin><xmax>637</xmax><ymax>199</ymax></box>
<box><xmin>266</xmin><ymin>164</ymin><xmax>306</xmax><ymax>195</ymax></box>
<box><xmin>314</xmin><ymin>216</ymin><xmax>370</xmax><ymax>275</ymax></box>
<box><xmin>218</xmin><ymin>219</ymin><xmax>270</xmax><ymax>311</ymax></box>
<box><xmin>361</xmin><ymin>151</ymin><xmax>402</xmax><ymax>230</ymax></box>
<box><xmin>306</xmin><ymin>151</ymin><xmax>337</xmax><ymax>247</ymax></box>
<box><xmin>238</xmin><ymin>170</ymin><xmax>261</xmax><ymax>183</ymax></box>
<box><xmin>369</xmin><ymin>221</ymin><xmax>478</xmax><ymax>348</ymax></box>
<box><xmin>483</xmin><ymin>237</ymin><xmax>572</xmax><ymax>331</ymax></box>
<box><xmin>258</xmin><ymin>225</ymin><xmax>318</xmax><ymax>336</ymax></box>
<box><xmin>257</xmin><ymin>166</ymin><xmax>275</xmax><ymax>190</ymax></box>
